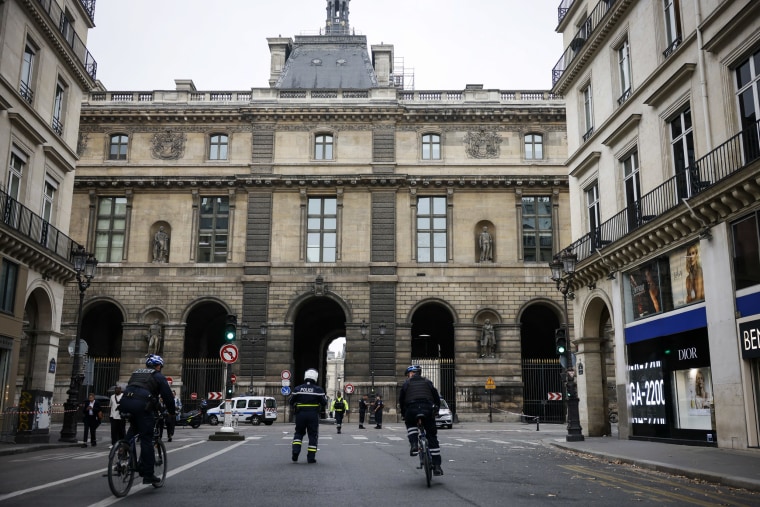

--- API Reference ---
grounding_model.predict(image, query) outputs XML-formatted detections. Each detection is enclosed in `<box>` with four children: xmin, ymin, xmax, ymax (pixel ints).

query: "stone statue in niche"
<box><xmin>146</xmin><ymin>319</ymin><xmax>163</xmax><ymax>355</ymax></box>
<box><xmin>480</xmin><ymin>319</ymin><xmax>496</xmax><ymax>358</ymax></box>
<box><xmin>479</xmin><ymin>226</ymin><xmax>493</xmax><ymax>262</ymax></box>
<box><xmin>152</xmin><ymin>226</ymin><xmax>169</xmax><ymax>263</ymax></box>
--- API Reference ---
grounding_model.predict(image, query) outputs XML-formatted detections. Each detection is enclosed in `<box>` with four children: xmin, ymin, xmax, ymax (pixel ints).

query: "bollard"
<box><xmin>536</xmin><ymin>416</ymin><xmax>540</xmax><ymax>431</ymax></box>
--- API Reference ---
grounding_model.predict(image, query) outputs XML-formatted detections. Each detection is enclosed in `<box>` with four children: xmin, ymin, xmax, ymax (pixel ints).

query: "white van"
<box><xmin>206</xmin><ymin>396</ymin><xmax>277</xmax><ymax>426</ymax></box>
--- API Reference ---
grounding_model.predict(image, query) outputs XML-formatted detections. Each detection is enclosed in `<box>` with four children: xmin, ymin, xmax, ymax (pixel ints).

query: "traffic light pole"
<box><xmin>208</xmin><ymin>314</ymin><xmax>244</xmax><ymax>441</ymax></box>
<box><xmin>220</xmin><ymin>363</ymin><xmax>235</xmax><ymax>433</ymax></box>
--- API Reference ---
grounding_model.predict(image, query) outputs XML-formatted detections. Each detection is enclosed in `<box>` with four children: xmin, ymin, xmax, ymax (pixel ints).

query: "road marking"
<box><xmin>454</xmin><ymin>438</ymin><xmax>476</xmax><ymax>443</ymax></box>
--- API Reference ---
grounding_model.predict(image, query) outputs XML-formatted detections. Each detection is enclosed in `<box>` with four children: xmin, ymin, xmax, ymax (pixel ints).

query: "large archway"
<box><xmin>292</xmin><ymin>297</ymin><xmax>347</xmax><ymax>388</ymax></box>
<box><xmin>81</xmin><ymin>301</ymin><xmax>124</xmax><ymax>396</ymax></box>
<box><xmin>181</xmin><ymin>301</ymin><xmax>228</xmax><ymax>407</ymax></box>
<box><xmin>410</xmin><ymin>301</ymin><xmax>456</xmax><ymax>412</ymax></box>
<box><xmin>520</xmin><ymin>302</ymin><xmax>564</xmax><ymax>423</ymax></box>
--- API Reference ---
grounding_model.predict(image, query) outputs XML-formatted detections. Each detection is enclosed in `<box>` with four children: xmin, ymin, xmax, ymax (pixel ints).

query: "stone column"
<box><xmin>31</xmin><ymin>330</ymin><xmax>63</xmax><ymax>392</ymax></box>
<box><xmin>575</xmin><ymin>336</ymin><xmax>606</xmax><ymax>436</ymax></box>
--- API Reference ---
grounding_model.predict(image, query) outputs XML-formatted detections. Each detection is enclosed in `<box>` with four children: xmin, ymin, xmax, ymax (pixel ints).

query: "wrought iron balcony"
<box><xmin>563</xmin><ymin>118</ymin><xmax>760</xmax><ymax>264</ymax></box>
<box><xmin>52</xmin><ymin>116</ymin><xmax>64</xmax><ymax>136</ymax></box>
<box><xmin>552</xmin><ymin>0</ymin><xmax>619</xmax><ymax>87</ymax></box>
<box><xmin>1</xmin><ymin>186</ymin><xmax>78</xmax><ymax>263</ymax></box>
<box><xmin>35</xmin><ymin>0</ymin><xmax>97</xmax><ymax>80</ymax></box>
<box><xmin>557</xmin><ymin>0</ymin><xmax>576</xmax><ymax>24</ymax></box>
<box><xmin>78</xmin><ymin>0</ymin><xmax>96</xmax><ymax>22</ymax></box>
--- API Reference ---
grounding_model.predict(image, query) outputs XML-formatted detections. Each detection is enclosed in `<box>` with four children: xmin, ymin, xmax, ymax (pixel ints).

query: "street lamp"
<box><xmin>59</xmin><ymin>246</ymin><xmax>98</xmax><ymax>443</ymax></box>
<box><xmin>362</xmin><ymin>320</ymin><xmax>386</xmax><ymax>395</ymax></box>
<box><xmin>549</xmin><ymin>248</ymin><xmax>585</xmax><ymax>442</ymax></box>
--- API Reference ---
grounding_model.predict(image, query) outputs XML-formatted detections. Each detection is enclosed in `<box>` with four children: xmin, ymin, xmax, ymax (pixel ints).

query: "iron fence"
<box><xmin>521</xmin><ymin>358</ymin><xmax>565</xmax><ymax>423</ymax></box>
<box><xmin>181</xmin><ymin>358</ymin><xmax>226</xmax><ymax>409</ymax></box>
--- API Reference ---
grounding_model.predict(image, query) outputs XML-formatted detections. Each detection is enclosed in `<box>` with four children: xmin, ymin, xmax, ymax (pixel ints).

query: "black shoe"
<box><xmin>91</xmin><ymin>442</ymin><xmax>96</xmax><ymax>447</ymax></box>
<box><xmin>142</xmin><ymin>475</ymin><xmax>161</xmax><ymax>484</ymax></box>
<box><xmin>307</xmin><ymin>459</ymin><xmax>317</xmax><ymax>464</ymax></box>
<box><xmin>433</xmin><ymin>465</ymin><xmax>443</xmax><ymax>476</ymax></box>
<box><xmin>167</xmin><ymin>437</ymin><xmax>172</xmax><ymax>442</ymax></box>
<box><xmin>292</xmin><ymin>453</ymin><xmax>299</xmax><ymax>462</ymax></box>
<box><xmin>359</xmin><ymin>425</ymin><xmax>365</xmax><ymax>429</ymax></box>
<box><xmin>337</xmin><ymin>428</ymin><xmax>341</xmax><ymax>434</ymax></box>
<box><xmin>410</xmin><ymin>443</ymin><xmax>418</xmax><ymax>457</ymax></box>
<box><xmin>374</xmin><ymin>426</ymin><xmax>381</xmax><ymax>429</ymax></box>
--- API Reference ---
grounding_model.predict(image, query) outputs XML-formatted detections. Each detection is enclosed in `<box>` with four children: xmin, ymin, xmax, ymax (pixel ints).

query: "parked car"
<box><xmin>206</xmin><ymin>396</ymin><xmax>277</xmax><ymax>425</ymax></box>
<box><xmin>436</xmin><ymin>398</ymin><xmax>453</xmax><ymax>429</ymax></box>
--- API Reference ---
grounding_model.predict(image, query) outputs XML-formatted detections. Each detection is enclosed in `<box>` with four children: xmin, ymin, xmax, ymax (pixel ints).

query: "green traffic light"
<box><xmin>557</xmin><ymin>344</ymin><xmax>566</xmax><ymax>354</ymax></box>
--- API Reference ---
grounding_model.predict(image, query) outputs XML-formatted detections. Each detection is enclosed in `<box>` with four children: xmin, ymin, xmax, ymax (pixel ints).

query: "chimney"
<box><xmin>371</xmin><ymin>44</ymin><xmax>394</xmax><ymax>87</ymax></box>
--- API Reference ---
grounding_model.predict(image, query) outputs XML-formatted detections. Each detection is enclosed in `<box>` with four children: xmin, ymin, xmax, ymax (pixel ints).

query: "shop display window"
<box><xmin>671</xmin><ymin>367</ymin><xmax>715</xmax><ymax>430</ymax></box>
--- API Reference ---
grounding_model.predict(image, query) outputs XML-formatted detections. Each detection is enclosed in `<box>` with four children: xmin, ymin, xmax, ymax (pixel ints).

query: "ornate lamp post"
<box><xmin>361</xmin><ymin>320</ymin><xmax>386</xmax><ymax>395</ymax></box>
<box><xmin>549</xmin><ymin>248</ymin><xmax>585</xmax><ymax>442</ymax></box>
<box><xmin>59</xmin><ymin>246</ymin><xmax>98</xmax><ymax>443</ymax></box>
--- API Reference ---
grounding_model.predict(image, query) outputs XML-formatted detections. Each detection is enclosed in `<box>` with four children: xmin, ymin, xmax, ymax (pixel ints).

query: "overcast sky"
<box><xmin>86</xmin><ymin>0</ymin><xmax>563</xmax><ymax>92</ymax></box>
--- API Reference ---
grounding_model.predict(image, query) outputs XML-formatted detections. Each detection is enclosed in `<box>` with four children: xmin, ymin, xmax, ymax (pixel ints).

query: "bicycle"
<box><xmin>414</xmin><ymin>414</ymin><xmax>434</xmax><ymax>487</ymax></box>
<box><xmin>107</xmin><ymin>412</ymin><xmax>167</xmax><ymax>497</ymax></box>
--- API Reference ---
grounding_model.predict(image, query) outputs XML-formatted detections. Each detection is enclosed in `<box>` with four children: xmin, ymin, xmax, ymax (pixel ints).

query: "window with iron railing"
<box><xmin>20</xmin><ymin>42</ymin><xmax>36</xmax><ymax>104</ymax></box>
<box><xmin>663</xmin><ymin>0</ymin><xmax>682</xmax><ymax>58</ymax></box>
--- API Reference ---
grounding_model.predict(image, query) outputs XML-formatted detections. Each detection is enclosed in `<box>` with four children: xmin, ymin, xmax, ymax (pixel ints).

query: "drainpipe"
<box><xmin>695</xmin><ymin>0</ymin><xmax>713</xmax><ymax>149</ymax></box>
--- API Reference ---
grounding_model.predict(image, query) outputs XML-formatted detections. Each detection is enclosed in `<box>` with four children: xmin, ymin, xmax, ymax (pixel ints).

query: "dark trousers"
<box><xmin>334</xmin><ymin>411</ymin><xmax>345</xmax><ymax>427</ymax></box>
<box><xmin>82</xmin><ymin>416</ymin><xmax>99</xmax><ymax>444</ymax></box>
<box><xmin>404</xmin><ymin>403</ymin><xmax>441</xmax><ymax>465</ymax></box>
<box><xmin>374</xmin><ymin>409</ymin><xmax>383</xmax><ymax>427</ymax></box>
<box><xmin>165</xmin><ymin>416</ymin><xmax>176</xmax><ymax>439</ymax></box>
<box><xmin>359</xmin><ymin>409</ymin><xmax>366</xmax><ymax>425</ymax></box>
<box><xmin>120</xmin><ymin>399</ymin><xmax>157</xmax><ymax>477</ymax></box>
<box><xmin>292</xmin><ymin>410</ymin><xmax>320</xmax><ymax>460</ymax></box>
<box><xmin>110</xmin><ymin>417</ymin><xmax>126</xmax><ymax>445</ymax></box>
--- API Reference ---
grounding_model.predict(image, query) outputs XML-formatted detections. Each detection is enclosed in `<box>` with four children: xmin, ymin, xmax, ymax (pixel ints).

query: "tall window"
<box><xmin>52</xmin><ymin>81</ymin><xmax>66</xmax><ymax>135</ymax></box>
<box><xmin>582</xmin><ymin>85</ymin><xmax>594</xmax><ymax>141</ymax></box>
<box><xmin>95</xmin><ymin>197</ymin><xmax>127</xmax><ymax>262</ymax></box>
<box><xmin>623</xmin><ymin>151</ymin><xmax>642</xmax><ymax>230</ymax></box>
<box><xmin>670</xmin><ymin>106</ymin><xmax>696</xmax><ymax>198</ymax></box>
<box><xmin>421</xmin><ymin>134</ymin><xmax>441</xmax><ymax>160</ymax></box>
<box><xmin>109</xmin><ymin>134</ymin><xmax>129</xmax><ymax>160</ymax></box>
<box><xmin>736</xmin><ymin>48</ymin><xmax>760</xmax><ymax>161</ymax></box>
<box><xmin>7</xmin><ymin>152</ymin><xmax>24</xmax><ymax>200</ymax></box>
<box><xmin>586</xmin><ymin>182</ymin><xmax>600</xmax><ymax>235</ymax></box>
<box><xmin>522</xmin><ymin>196</ymin><xmax>552</xmax><ymax>262</ymax></box>
<box><xmin>307</xmin><ymin>197</ymin><xmax>337</xmax><ymax>262</ymax></box>
<box><xmin>617</xmin><ymin>39</ymin><xmax>632</xmax><ymax>105</ymax></box>
<box><xmin>59</xmin><ymin>9</ymin><xmax>74</xmax><ymax>46</ymax></box>
<box><xmin>315</xmin><ymin>134</ymin><xmax>334</xmax><ymax>160</ymax></box>
<box><xmin>732</xmin><ymin>213</ymin><xmax>760</xmax><ymax>290</ymax></box>
<box><xmin>417</xmin><ymin>196</ymin><xmax>447</xmax><ymax>262</ymax></box>
<box><xmin>42</xmin><ymin>180</ymin><xmax>56</xmax><ymax>223</ymax></box>
<box><xmin>209</xmin><ymin>134</ymin><xmax>228</xmax><ymax>160</ymax></box>
<box><xmin>198</xmin><ymin>196</ymin><xmax>229</xmax><ymax>263</ymax></box>
<box><xmin>20</xmin><ymin>42</ymin><xmax>36</xmax><ymax>104</ymax></box>
<box><xmin>525</xmin><ymin>133</ymin><xmax>544</xmax><ymax>160</ymax></box>
<box><xmin>0</xmin><ymin>260</ymin><xmax>19</xmax><ymax>314</ymax></box>
<box><xmin>663</xmin><ymin>0</ymin><xmax>682</xmax><ymax>57</ymax></box>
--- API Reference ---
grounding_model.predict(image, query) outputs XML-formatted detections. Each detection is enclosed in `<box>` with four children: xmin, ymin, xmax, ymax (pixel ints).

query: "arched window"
<box><xmin>209</xmin><ymin>134</ymin><xmax>228</xmax><ymax>160</ymax></box>
<box><xmin>524</xmin><ymin>133</ymin><xmax>544</xmax><ymax>160</ymax></box>
<box><xmin>315</xmin><ymin>133</ymin><xmax>334</xmax><ymax>160</ymax></box>
<box><xmin>109</xmin><ymin>134</ymin><xmax>129</xmax><ymax>160</ymax></box>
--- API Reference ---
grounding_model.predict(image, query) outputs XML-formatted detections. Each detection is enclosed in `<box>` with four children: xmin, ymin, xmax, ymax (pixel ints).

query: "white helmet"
<box><xmin>304</xmin><ymin>368</ymin><xmax>319</xmax><ymax>382</ymax></box>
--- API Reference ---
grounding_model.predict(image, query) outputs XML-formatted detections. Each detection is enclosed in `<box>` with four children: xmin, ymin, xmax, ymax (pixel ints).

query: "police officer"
<box><xmin>290</xmin><ymin>368</ymin><xmax>327</xmax><ymax>464</ymax></box>
<box><xmin>330</xmin><ymin>392</ymin><xmax>349</xmax><ymax>434</ymax></box>
<box><xmin>399</xmin><ymin>364</ymin><xmax>443</xmax><ymax>476</ymax></box>
<box><xmin>120</xmin><ymin>354</ymin><xmax>175</xmax><ymax>484</ymax></box>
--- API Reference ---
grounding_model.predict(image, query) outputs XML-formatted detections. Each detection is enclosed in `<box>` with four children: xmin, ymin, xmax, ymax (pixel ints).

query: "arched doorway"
<box><xmin>520</xmin><ymin>302</ymin><xmax>564</xmax><ymax>423</ymax></box>
<box><xmin>410</xmin><ymin>302</ymin><xmax>456</xmax><ymax>413</ymax></box>
<box><xmin>81</xmin><ymin>301</ymin><xmax>123</xmax><ymax>396</ymax></box>
<box><xmin>292</xmin><ymin>297</ymin><xmax>346</xmax><ymax>387</ymax></box>
<box><xmin>182</xmin><ymin>301</ymin><xmax>228</xmax><ymax>409</ymax></box>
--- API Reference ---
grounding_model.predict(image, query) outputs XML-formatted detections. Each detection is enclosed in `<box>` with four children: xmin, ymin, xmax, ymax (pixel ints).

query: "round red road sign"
<box><xmin>191</xmin><ymin>392</ymin><xmax>198</xmax><ymax>400</ymax></box>
<box><xmin>166</xmin><ymin>376</ymin><xmax>173</xmax><ymax>385</ymax></box>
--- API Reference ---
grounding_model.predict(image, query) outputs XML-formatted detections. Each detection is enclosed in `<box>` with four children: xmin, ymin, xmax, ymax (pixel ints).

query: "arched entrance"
<box><xmin>292</xmin><ymin>297</ymin><xmax>346</xmax><ymax>387</ymax></box>
<box><xmin>410</xmin><ymin>301</ymin><xmax>456</xmax><ymax>413</ymax></box>
<box><xmin>520</xmin><ymin>302</ymin><xmax>564</xmax><ymax>423</ymax></box>
<box><xmin>181</xmin><ymin>301</ymin><xmax>228</xmax><ymax>408</ymax></box>
<box><xmin>81</xmin><ymin>301</ymin><xmax>123</xmax><ymax>396</ymax></box>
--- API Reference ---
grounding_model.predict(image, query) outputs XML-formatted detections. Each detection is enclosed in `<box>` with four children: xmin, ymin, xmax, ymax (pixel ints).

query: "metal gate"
<box><xmin>181</xmin><ymin>358</ymin><xmax>226</xmax><ymax>409</ymax></box>
<box><xmin>521</xmin><ymin>358</ymin><xmax>565</xmax><ymax>423</ymax></box>
<box><xmin>87</xmin><ymin>357</ymin><xmax>120</xmax><ymax>396</ymax></box>
<box><xmin>411</xmin><ymin>358</ymin><xmax>456</xmax><ymax>415</ymax></box>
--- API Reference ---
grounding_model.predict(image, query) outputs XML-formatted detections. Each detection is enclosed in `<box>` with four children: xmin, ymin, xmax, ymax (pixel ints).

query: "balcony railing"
<box><xmin>1</xmin><ymin>187</ymin><xmax>79</xmax><ymax>263</ymax></box>
<box><xmin>36</xmin><ymin>0</ymin><xmax>97</xmax><ymax>80</ymax></box>
<box><xmin>558</xmin><ymin>0</ymin><xmax>576</xmax><ymax>24</ymax></box>
<box><xmin>552</xmin><ymin>0</ymin><xmax>618</xmax><ymax>87</ymax></box>
<box><xmin>78</xmin><ymin>0</ymin><xmax>96</xmax><ymax>22</ymax></box>
<box><xmin>563</xmin><ymin>118</ymin><xmax>760</xmax><ymax>263</ymax></box>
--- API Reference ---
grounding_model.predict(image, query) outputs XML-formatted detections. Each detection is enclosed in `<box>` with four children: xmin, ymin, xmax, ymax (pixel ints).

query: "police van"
<box><xmin>206</xmin><ymin>396</ymin><xmax>277</xmax><ymax>425</ymax></box>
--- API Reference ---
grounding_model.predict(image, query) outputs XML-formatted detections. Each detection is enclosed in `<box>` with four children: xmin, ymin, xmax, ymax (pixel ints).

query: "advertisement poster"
<box><xmin>628</xmin><ymin>360</ymin><xmax>666</xmax><ymax>425</ymax></box>
<box><xmin>670</xmin><ymin>243</ymin><xmax>705</xmax><ymax>308</ymax></box>
<box><xmin>628</xmin><ymin>262</ymin><xmax>662</xmax><ymax>319</ymax></box>
<box><xmin>672</xmin><ymin>367</ymin><xmax>714</xmax><ymax>430</ymax></box>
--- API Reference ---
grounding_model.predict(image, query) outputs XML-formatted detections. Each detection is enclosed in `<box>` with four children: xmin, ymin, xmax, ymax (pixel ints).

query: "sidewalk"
<box><xmin>3</xmin><ymin>421</ymin><xmax>760</xmax><ymax>491</ymax></box>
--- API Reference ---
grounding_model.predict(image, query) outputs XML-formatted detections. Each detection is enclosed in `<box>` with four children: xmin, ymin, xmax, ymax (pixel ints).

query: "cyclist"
<box><xmin>119</xmin><ymin>354</ymin><xmax>175</xmax><ymax>484</ymax></box>
<box><xmin>398</xmin><ymin>364</ymin><xmax>443</xmax><ymax>476</ymax></box>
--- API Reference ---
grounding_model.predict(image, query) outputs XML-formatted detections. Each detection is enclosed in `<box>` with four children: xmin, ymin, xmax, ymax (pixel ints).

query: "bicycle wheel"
<box><xmin>107</xmin><ymin>441</ymin><xmax>134</xmax><ymax>497</ymax></box>
<box><xmin>151</xmin><ymin>439</ymin><xmax>167</xmax><ymax>488</ymax></box>
<box><xmin>420</xmin><ymin>436</ymin><xmax>432</xmax><ymax>488</ymax></box>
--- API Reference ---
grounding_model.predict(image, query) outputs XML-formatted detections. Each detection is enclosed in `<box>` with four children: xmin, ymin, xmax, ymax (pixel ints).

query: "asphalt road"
<box><xmin>0</xmin><ymin>422</ymin><xmax>757</xmax><ymax>506</ymax></box>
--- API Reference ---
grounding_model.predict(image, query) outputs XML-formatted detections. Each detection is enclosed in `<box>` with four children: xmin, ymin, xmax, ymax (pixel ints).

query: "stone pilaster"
<box><xmin>575</xmin><ymin>336</ymin><xmax>607</xmax><ymax>436</ymax></box>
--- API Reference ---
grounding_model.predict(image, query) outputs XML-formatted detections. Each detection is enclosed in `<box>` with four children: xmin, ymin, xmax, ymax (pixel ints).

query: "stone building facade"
<box><xmin>60</xmin><ymin>1</ymin><xmax>570</xmax><ymax>421</ymax></box>
<box><xmin>1</xmin><ymin>0</ymin><xmax>96</xmax><ymax>418</ymax></box>
<box><xmin>554</xmin><ymin>0</ymin><xmax>760</xmax><ymax>447</ymax></box>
